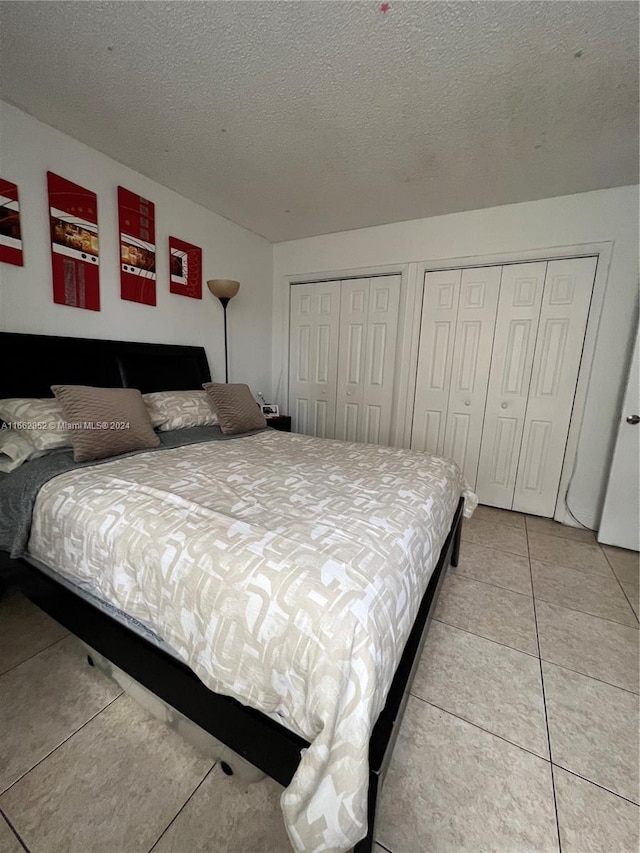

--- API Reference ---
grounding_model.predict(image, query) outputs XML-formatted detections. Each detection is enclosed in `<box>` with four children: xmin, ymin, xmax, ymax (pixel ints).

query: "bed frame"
<box><xmin>0</xmin><ymin>331</ymin><xmax>463</xmax><ymax>853</ymax></box>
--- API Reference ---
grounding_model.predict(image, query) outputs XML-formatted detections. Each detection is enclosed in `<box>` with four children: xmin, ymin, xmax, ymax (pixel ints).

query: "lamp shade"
<box><xmin>207</xmin><ymin>279</ymin><xmax>240</xmax><ymax>300</ymax></box>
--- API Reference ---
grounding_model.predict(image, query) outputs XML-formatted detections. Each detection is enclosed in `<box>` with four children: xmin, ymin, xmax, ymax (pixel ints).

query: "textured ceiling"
<box><xmin>1</xmin><ymin>1</ymin><xmax>638</xmax><ymax>242</ymax></box>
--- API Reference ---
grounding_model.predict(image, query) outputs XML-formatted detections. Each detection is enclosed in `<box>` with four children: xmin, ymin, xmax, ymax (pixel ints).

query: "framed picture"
<box><xmin>260</xmin><ymin>404</ymin><xmax>279</xmax><ymax>418</ymax></box>
<box><xmin>47</xmin><ymin>172</ymin><xmax>100</xmax><ymax>310</ymax></box>
<box><xmin>169</xmin><ymin>236</ymin><xmax>202</xmax><ymax>299</ymax></box>
<box><xmin>118</xmin><ymin>186</ymin><xmax>156</xmax><ymax>306</ymax></box>
<box><xmin>0</xmin><ymin>178</ymin><xmax>23</xmax><ymax>266</ymax></box>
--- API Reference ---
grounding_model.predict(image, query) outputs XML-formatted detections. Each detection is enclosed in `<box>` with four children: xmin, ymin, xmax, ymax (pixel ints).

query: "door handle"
<box><xmin>626</xmin><ymin>414</ymin><xmax>640</xmax><ymax>425</ymax></box>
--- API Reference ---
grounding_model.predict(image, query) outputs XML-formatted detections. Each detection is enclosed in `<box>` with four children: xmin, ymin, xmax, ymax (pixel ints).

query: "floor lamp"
<box><xmin>207</xmin><ymin>279</ymin><xmax>240</xmax><ymax>383</ymax></box>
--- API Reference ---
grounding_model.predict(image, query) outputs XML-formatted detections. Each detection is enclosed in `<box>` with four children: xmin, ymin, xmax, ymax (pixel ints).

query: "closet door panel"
<box><xmin>363</xmin><ymin>275</ymin><xmax>401</xmax><ymax>445</ymax></box>
<box><xmin>443</xmin><ymin>266</ymin><xmax>501</xmax><ymax>488</ymax></box>
<box><xmin>314</xmin><ymin>399</ymin><xmax>330</xmax><ymax>438</ymax></box>
<box><xmin>335</xmin><ymin>279</ymin><xmax>370</xmax><ymax>441</ymax></box>
<box><xmin>475</xmin><ymin>262</ymin><xmax>547</xmax><ymax>508</ymax></box>
<box><xmin>289</xmin><ymin>285</ymin><xmax>314</xmax><ymax>435</ymax></box>
<box><xmin>289</xmin><ymin>281</ymin><xmax>340</xmax><ymax>437</ymax></box>
<box><xmin>364</xmin><ymin>405</ymin><xmax>382</xmax><ymax>445</ymax></box>
<box><xmin>336</xmin><ymin>275</ymin><xmax>400</xmax><ymax>445</ymax></box>
<box><xmin>343</xmin><ymin>403</ymin><xmax>360</xmax><ymax>442</ymax></box>
<box><xmin>513</xmin><ymin>257</ymin><xmax>597</xmax><ymax>515</ymax></box>
<box><xmin>411</xmin><ymin>270</ymin><xmax>462</xmax><ymax>454</ymax></box>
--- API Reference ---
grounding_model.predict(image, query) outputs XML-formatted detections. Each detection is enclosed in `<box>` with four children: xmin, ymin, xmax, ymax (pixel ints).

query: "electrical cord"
<box><xmin>563</xmin><ymin>445</ymin><xmax>596</xmax><ymax>531</ymax></box>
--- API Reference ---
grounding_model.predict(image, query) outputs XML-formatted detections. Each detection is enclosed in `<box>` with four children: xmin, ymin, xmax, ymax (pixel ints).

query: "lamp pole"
<box><xmin>220</xmin><ymin>296</ymin><xmax>230</xmax><ymax>383</ymax></box>
<box><xmin>206</xmin><ymin>280</ymin><xmax>240</xmax><ymax>384</ymax></box>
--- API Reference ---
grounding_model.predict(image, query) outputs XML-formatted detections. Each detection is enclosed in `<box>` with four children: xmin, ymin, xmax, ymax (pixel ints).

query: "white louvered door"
<box><xmin>442</xmin><ymin>267</ymin><xmax>501</xmax><ymax>488</ymax></box>
<box><xmin>512</xmin><ymin>257</ymin><xmax>597</xmax><ymax>515</ymax></box>
<box><xmin>289</xmin><ymin>280</ymin><xmax>341</xmax><ymax>438</ymax></box>
<box><xmin>475</xmin><ymin>262</ymin><xmax>547</xmax><ymax>507</ymax></box>
<box><xmin>335</xmin><ymin>275</ymin><xmax>401</xmax><ymax>445</ymax></box>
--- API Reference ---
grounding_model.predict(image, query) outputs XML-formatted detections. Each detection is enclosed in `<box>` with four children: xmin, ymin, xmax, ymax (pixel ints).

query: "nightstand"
<box><xmin>266</xmin><ymin>415</ymin><xmax>291</xmax><ymax>432</ymax></box>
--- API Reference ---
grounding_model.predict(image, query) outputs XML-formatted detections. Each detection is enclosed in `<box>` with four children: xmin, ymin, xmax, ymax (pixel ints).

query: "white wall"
<box><xmin>273</xmin><ymin>186</ymin><xmax>640</xmax><ymax>529</ymax></box>
<box><xmin>0</xmin><ymin>102</ymin><xmax>273</xmax><ymax>395</ymax></box>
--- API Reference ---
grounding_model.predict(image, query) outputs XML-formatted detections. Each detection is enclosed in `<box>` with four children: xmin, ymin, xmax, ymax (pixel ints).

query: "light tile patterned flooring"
<box><xmin>0</xmin><ymin>507</ymin><xmax>638</xmax><ymax>852</ymax></box>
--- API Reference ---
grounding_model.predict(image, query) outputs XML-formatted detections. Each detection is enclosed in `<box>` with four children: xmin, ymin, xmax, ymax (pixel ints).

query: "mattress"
<box><xmin>25</xmin><ymin>557</ymin><xmax>268</xmax><ymax>783</ymax></box>
<box><xmin>24</xmin><ymin>553</ymin><xmax>177</xmax><ymax>654</ymax></box>
<box><xmin>27</xmin><ymin>428</ymin><xmax>476</xmax><ymax>852</ymax></box>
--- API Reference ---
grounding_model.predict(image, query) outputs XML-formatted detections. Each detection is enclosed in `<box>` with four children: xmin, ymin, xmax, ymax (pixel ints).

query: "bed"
<box><xmin>0</xmin><ymin>331</ymin><xmax>476</xmax><ymax>853</ymax></box>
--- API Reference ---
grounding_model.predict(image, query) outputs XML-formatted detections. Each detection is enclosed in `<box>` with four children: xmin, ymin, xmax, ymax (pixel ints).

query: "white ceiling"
<box><xmin>1</xmin><ymin>1</ymin><xmax>637</xmax><ymax>243</ymax></box>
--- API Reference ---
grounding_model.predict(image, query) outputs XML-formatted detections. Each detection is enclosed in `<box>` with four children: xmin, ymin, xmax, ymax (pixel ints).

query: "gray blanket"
<box><xmin>0</xmin><ymin>426</ymin><xmax>265</xmax><ymax>559</ymax></box>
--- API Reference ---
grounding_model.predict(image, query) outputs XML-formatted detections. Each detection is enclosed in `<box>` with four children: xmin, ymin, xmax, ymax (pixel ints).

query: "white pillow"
<box><xmin>0</xmin><ymin>430</ymin><xmax>46</xmax><ymax>473</ymax></box>
<box><xmin>0</xmin><ymin>397</ymin><xmax>72</xmax><ymax>451</ymax></box>
<box><xmin>142</xmin><ymin>390</ymin><xmax>218</xmax><ymax>431</ymax></box>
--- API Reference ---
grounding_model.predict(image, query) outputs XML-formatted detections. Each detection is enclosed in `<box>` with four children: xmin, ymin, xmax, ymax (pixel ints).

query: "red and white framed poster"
<box><xmin>169</xmin><ymin>236</ymin><xmax>202</xmax><ymax>299</ymax></box>
<box><xmin>47</xmin><ymin>172</ymin><xmax>100</xmax><ymax>311</ymax></box>
<box><xmin>118</xmin><ymin>186</ymin><xmax>156</xmax><ymax>306</ymax></box>
<box><xmin>0</xmin><ymin>178</ymin><xmax>24</xmax><ymax>266</ymax></box>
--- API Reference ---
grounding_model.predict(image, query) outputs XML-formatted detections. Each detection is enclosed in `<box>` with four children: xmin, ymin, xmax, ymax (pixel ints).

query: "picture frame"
<box><xmin>169</xmin><ymin>236</ymin><xmax>202</xmax><ymax>299</ymax></box>
<box><xmin>260</xmin><ymin>404</ymin><xmax>279</xmax><ymax>417</ymax></box>
<box><xmin>0</xmin><ymin>178</ymin><xmax>24</xmax><ymax>266</ymax></box>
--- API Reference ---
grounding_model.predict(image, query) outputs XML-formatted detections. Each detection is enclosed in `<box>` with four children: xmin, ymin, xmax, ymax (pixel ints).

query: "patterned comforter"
<box><xmin>27</xmin><ymin>429</ymin><xmax>477</xmax><ymax>852</ymax></box>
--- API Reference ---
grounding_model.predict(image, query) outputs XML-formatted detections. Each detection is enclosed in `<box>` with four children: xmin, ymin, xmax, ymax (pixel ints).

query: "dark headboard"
<box><xmin>0</xmin><ymin>332</ymin><xmax>211</xmax><ymax>398</ymax></box>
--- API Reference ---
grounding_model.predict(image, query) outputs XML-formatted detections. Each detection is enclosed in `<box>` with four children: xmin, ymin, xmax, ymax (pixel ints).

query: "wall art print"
<box><xmin>0</xmin><ymin>178</ymin><xmax>24</xmax><ymax>266</ymax></box>
<box><xmin>169</xmin><ymin>236</ymin><xmax>202</xmax><ymax>299</ymax></box>
<box><xmin>118</xmin><ymin>186</ymin><xmax>156</xmax><ymax>306</ymax></box>
<box><xmin>47</xmin><ymin>172</ymin><xmax>100</xmax><ymax>311</ymax></box>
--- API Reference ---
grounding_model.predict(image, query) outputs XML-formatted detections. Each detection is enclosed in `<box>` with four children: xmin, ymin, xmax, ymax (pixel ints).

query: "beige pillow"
<box><xmin>203</xmin><ymin>383</ymin><xmax>266</xmax><ymax>435</ymax></box>
<box><xmin>0</xmin><ymin>397</ymin><xmax>72</xmax><ymax>451</ymax></box>
<box><xmin>143</xmin><ymin>390</ymin><xmax>218</xmax><ymax>431</ymax></box>
<box><xmin>51</xmin><ymin>385</ymin><xmax>160</xmax><ymax>462</ymax></box>
<box><xmin>0</xmin><ymin>430</ymin><xmax>47</xmax><ymax>473</ymax></box>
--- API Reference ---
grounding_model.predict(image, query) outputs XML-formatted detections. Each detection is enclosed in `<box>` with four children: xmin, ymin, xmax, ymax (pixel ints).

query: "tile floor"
<box><xmin>0</xmin><ymin>507</ymin><xmax>638</xmax><ymax>852</ymax></box>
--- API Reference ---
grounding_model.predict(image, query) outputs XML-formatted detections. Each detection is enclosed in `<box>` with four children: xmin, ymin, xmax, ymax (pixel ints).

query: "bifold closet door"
<box><xmin>512</xmin><ymin>257</ymin><xmax>597</xmax><ymax>515</ymax></box>
<box><xmin>441</xmin><ymin>267</ymin><xmax>501</xmax><ymax>488</ymax></box>
<box><xmin>335</xmin><ymin>275</ymin><xmax>401</xmax><ymax>445</ymax></box>
<box><xmin>475</xmin><ymin>262</ymin><xmax>547</xmax><ymax>508</ymax></box>
<box><xmin>289</xmin><ymin>280</ymin><xmax>340</xmax><ymax>438</ymax></box>
<box><xmin>411</xmin><ymin>269</ymin><xmax>462</xmax><ymax>455</ymax></box>
<box><xmin>412</xmin><ymin>266</ymin><xmax>501</xmax><ymax>488</ymax></box>
<box><xmin>413</xmin><ymin>256</ymin><xmax>596</xmax><ymax>514</ymax></box>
